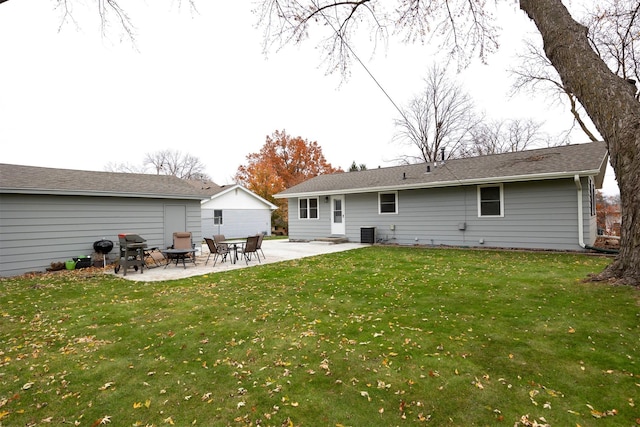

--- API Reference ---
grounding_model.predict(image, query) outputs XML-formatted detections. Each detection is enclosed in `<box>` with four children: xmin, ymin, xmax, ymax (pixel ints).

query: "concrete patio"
<box><xmin>110</xmin><ymin>239</ymin><xmax>368</xmax><ymax>282</ymax></box>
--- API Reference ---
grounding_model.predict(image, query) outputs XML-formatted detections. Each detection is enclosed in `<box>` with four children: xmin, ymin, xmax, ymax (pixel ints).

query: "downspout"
<box><xmin>574</xmin><ymin>174</ymin><xmax>620</xmax><ymax>254</ymax></box>
<box><xmin>574</xmin><ymin>175</ymin><xmax>586</xmax><ymax>248</ymax></box>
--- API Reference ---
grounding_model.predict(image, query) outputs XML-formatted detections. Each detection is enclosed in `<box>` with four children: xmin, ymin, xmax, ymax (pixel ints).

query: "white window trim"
<box><xmin>378</xmin><ymin>191</ymin><xmax>398</xmax><ymax>215</ymax></box>
<box><xmin>298</xmin><ymin>197</ymin><xmax>320</xmax><ymax>220</ymax></box>
<box><xmin>477</xmin><ymin>184</ymin><xmax>504</xmax><ymax>217</ymax></box>
<box><xmin>213</xmin><ymin>209</ymin><xmax>223</xmax><ymax>225</ymax></box>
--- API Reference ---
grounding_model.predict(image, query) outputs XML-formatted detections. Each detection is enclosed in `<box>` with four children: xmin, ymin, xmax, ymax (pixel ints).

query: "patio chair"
<box><xmin>256</xmin><ymin>233</ymin><xmax>265</xmax><ymax>260</ymax></box>
<box><xmin>170</xmin><ymin>231</ymin><xmax>196</xmax><ymax>265</ymax></box>
<box><xmin>213</xmin><ymin>234</ymin><xmax>229</xmax><ymax>251</ymax></box>
<box><xmin>144</xmin><ymin>247</ymin><xmax>166</xmax><ymax>268</ymax></box>
<box><xmin>240</xmin><ymin>235</ymin><xmax>261</xmax><ymax>264</ymax></box>
<box><xmin>204</xmin><ymin>237</ymin><xmax>229</xmax><ymax>266</ymax></box>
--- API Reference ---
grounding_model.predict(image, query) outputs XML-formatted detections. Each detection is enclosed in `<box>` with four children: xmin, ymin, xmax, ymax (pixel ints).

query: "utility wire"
<box><xmin>310</xmin><ymin>0</ymin><xmax>466</xmax><ymax>187</ymax></box>
<box><xmin>310</xmin><ymin>0</ymin><xmax>408</xmax><ymax>122</ymax></box>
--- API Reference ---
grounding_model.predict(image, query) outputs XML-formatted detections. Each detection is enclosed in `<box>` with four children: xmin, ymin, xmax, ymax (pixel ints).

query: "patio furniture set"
<box><xmin>204</xmin><ymin>234</ymin><xmax>265</xmax><ymax>266</ymax></box>
<box><xmin>115</xmin><ymin>232</ymin><xmax>265</xmax><ymax>276</ymax></box>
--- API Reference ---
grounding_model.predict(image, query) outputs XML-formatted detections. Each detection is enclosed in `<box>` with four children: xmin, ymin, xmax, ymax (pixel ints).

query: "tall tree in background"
<box><xmin>235</xmin><ymin>130</ymin><xmax>341</xmax><ymax>229</ymax></box>
<box><xmin>394</xmin><ymin>64</ymin><xmax>480</xmax><ymax>163</ymax></box>
<box><xmin>349</xmin><ymin>161</ymin><xmax>367</xmax><ymax>171</ymax></box>
<box><xmin>256</xmin><ymin>0</ymin><xmax>640</xmax><ymax>285</ymax></box>
<box><xmin>462</xmin><ymin>118</ymin><xmax>550</xmax><ymax>157</ymax></box>
<box><xmin>105</xmin><ymin>149</ymin><xmax>210</xmax><ymax>181</ymax></box>
<box><xmin>596</xmin><ymin>191</ymin><xmax>622</xmax><ymax>236</ymax></box>
<box><xmin>510</xmin><ymin>39</ymin><xmax>601</xmax><ymax>142</ymax></box>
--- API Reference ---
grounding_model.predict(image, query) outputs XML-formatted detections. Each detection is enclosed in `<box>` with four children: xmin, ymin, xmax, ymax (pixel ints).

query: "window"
<box><xmin>478</xmin><ymin>184</ymin><xmax>503</xmax><ymax>217</ymax></box>
<box><xmin>379</xmin><ymin>191</ymin><xmax>398</xmax><ymax>214</ymax></box>
<box><xmin>589</xmin><ymin>177</ymin><xmax>596</xmax><ymax>216</ymax></box>
<box><xmin>299</xmin><ymin>198</ymin><xmax>319</xmax><ymax>219</ymax></box>
<box><xmin>213</xmin><ymin>210</ymin><xmax>223</xmax><ymax>225</ymax></box>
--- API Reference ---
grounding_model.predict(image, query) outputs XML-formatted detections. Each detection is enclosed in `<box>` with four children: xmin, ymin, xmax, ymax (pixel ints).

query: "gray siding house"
<box><xmin>189</xmin><ymin>181</ymin><xmax>278</xmax><ymax>238</ymax></box>
<box><xmin>275</xmin><ymin>142</ymin><xmax>609</xmax><ymax>251</ymax></box>
<box><xmin>0</xmin><ymin>164</ymin><xmax>205</xmax><ymax>277</ymax></box>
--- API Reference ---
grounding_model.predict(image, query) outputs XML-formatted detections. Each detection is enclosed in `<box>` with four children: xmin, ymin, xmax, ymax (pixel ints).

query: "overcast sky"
<box><xmin>0</xmin><ymin>0</ymin><xmax>619</xmax><ymax>194</ymax></box>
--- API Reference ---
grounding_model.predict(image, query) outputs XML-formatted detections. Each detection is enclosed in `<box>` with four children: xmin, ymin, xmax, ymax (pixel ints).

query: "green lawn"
<box><xmin>1</xmin><ymin>247</ymin><xmax>638</xmax><ymax>426</ymax></box>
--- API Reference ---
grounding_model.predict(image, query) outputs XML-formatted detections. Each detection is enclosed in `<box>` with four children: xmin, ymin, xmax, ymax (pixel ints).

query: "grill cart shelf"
<box><xmin>115</xmin><ymin>233</ymin><xmax>147</xmax><ymax>276</ymax></box>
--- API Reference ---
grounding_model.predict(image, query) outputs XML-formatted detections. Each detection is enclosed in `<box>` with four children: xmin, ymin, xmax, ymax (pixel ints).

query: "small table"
<box><xmin>220</xmin><ymin>239</ymin><xmax>246</xmax><ymax>264</ymax></box>
<box><xmin>163</xmin><ymin>249</ymin><xmax>197</xmax><ymax>269</ymax></box>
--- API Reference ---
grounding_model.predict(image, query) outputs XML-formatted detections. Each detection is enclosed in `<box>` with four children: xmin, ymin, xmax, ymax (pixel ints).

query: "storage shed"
<box><xmin>0</xmin><ymin>164</ymin><xmax>205</xmax><ymax>277</ymax></box>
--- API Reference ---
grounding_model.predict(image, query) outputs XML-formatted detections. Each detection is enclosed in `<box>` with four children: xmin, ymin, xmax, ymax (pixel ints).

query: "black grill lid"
<box><xmin>93</xmin><ymin>239</ymin><xmax>114</xmax><ymax>254</ymax></box>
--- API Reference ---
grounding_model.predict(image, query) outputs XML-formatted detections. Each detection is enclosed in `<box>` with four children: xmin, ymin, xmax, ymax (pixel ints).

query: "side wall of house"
<box><xmin>287</xmin><ymin>178</ymin><xmax>594</xmax><ymax>250</ymax></box>
<box><xmin>287</xmin><ymin>198</ymin><xmax>332</xmax><ymax>240</ymax></box>
<box><xmin>0</xmin><ymin>194</ymin><xmax>201</xmax><ymax>277</ymax></box>
<box><xmin>202</xmin><ymin>209</ymin><xmax>272</xmax><ymax>239</ymax></box>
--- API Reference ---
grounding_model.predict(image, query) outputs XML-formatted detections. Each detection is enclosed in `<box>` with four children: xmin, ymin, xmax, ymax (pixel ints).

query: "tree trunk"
<box><xmin>520</xmin><ymin>0</ymin><xmax>640</xmax><ymax>285</ymax></box>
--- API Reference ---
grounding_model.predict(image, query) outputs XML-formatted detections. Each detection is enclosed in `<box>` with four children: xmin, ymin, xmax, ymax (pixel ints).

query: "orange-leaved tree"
<box><xmin>236</xmin><ymin>130</ymin><xmax>342</xmax><ymax>231</ymax></box>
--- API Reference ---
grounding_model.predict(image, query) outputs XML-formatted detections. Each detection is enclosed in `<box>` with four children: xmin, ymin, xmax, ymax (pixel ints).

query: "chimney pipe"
<box><xmin>440</xmin><ymin>147</ymin><xmax>445</xmax><ymax>162</ymax></box>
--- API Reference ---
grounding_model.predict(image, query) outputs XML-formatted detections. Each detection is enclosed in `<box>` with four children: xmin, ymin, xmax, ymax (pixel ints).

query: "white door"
<box><xmin>331</xmin><ymin>195</ymin><xmax>345</xmax><ymax>235</ymax></box>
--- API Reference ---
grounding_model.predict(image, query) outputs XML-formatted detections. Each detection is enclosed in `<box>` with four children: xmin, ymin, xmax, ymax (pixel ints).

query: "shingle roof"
<box><xmin>0</xmin><ymin>164</ymin><xmax>206</xmax><ymax>200</ymax></box>
<box><xmin>185</xmin><ymin>179</ymin><xmax>225</xmax><ymax>197</ymax></box>
<box><xmin>275</xmin><ymin>142</ymin><xmax>609</xmax><ymax>198</ymax></box>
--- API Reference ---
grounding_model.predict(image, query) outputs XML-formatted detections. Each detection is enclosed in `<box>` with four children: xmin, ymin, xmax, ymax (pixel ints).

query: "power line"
<box><xmin>308</xmin><ymin>1</ymin><xmax>466</xmax><ymax>187</ymax></box>
<box><xmin>310</xmin><ymin>1</ymin><xmax>407</xmax><ymax>121</ymax></box>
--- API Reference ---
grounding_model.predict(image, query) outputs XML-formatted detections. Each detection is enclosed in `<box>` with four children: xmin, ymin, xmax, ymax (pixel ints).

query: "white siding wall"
<box><xmin>202</xmin><ymin>209</ymin><xmax>272</xmax><ymax>239</ymax></box>
<box><xmin>201</xmin><ymin>187</ymin><xmax>274</xmax><ymax>239</ymax></box>
<box><xmin>0</xmin><ymin>194</ymin><xmax>201</xmax><ymax>277</ymax></box>
<box><xmin>288</xmin><ymin>178</ymin><xmax>595</xmax><ymax>250</ymax></box>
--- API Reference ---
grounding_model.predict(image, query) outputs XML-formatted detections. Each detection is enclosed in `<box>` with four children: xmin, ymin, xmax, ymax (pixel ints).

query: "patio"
<box><xmin>110</xmin><ymin>239</ymin><xmax>367</xmax><ymax>282</ymax></box>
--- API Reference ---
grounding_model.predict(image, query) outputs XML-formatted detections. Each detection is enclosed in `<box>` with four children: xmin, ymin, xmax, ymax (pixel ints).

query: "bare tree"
<box><xmin>105</xmin><ymin>150</ymin><xmax>210</xmax><ymax>180</ymax></box>
<box><xmin>104</xmin><ymin>161</ymin><xmax>146</xmax><ymax>174</ymax></box>
<box><xmin>462</xmin><ymin>118</ymin><xmax>550</xmax><ymax>157</ymax></box>
<box><xmin>143</xmin><ymin>150</ymin><xmax>210</xmax><ymax>180</ymax></box>
<box><xmin>511</xmin><ymin>0</ymin><xmax>640</xmax><ymax>142</ymax></box>
<box><xmin>256</xmin><ymin>0</ymin><xmax>640</xmax><ymax>284</ymax></box>
<box><xmin>586</xmin><ymin>0</ymin><xmax>640</xmax><ymax>97</ymax></box>
<box><xmin>394</xmin><ymin>64</ymin><xmax>480</xmax><ymax>163</ymax></box>
<box><xmin>510</xmin><ymin>40</ymin><xmax>600</xmax><ymax>142</ymax></box>
<box><xmin>255</xmin><ymin>1</ymin><xmax>500</xmax><ymax>77</ymax></box>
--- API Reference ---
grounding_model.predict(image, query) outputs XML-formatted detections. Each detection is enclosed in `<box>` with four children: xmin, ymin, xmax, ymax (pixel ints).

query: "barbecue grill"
<box><xmin>93</xmin><ymin>239</ymin><xmax>114</xmax><ymax>268</ymax></box>
<box><xmin>115</xmin><ymin>233</ymin><xmax>147</xmax><ymax>276</ymax></box>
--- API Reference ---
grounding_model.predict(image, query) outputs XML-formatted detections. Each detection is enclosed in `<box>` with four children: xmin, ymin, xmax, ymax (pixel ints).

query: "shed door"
<box><xmin>331</xmin><ymin>196</ymin><xmax>345</xmax><ymax>236</ymax></box>
<box><xmin>164</xmin><ymin>205</ymin><xmax>186</xmax><ymax>248</ymax></box>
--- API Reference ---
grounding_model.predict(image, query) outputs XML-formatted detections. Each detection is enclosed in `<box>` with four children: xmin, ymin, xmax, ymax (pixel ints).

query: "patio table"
<box><xmin>163</xmin><ymin>249</ymin><xmax>197</xmax><ymax>269</ymax></box>
<box><xmin>220</xmin><ymin>239</ymin><xmax>246</xmax><ymax>264</ymax></box>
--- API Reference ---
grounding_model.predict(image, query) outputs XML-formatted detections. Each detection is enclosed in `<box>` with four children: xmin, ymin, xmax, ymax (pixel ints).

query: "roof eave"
<box><xmin>203</xmin><ymin>184</ymin><xmax>279</xmax><ymax>210</ymax></box>
<box><xmin>274</xmin><ymin>169</ymin><xmax>604</xmax><ymax>199</ymax></box>
<box><xmin>593</xmin><ymin>153</ymin><xmax>610</xmax><ymax>188</ymax></box>
<box><xmin>0</xmin><ymin>188</ymin><xmax>207</xmax><ymax>200</ymax></box>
